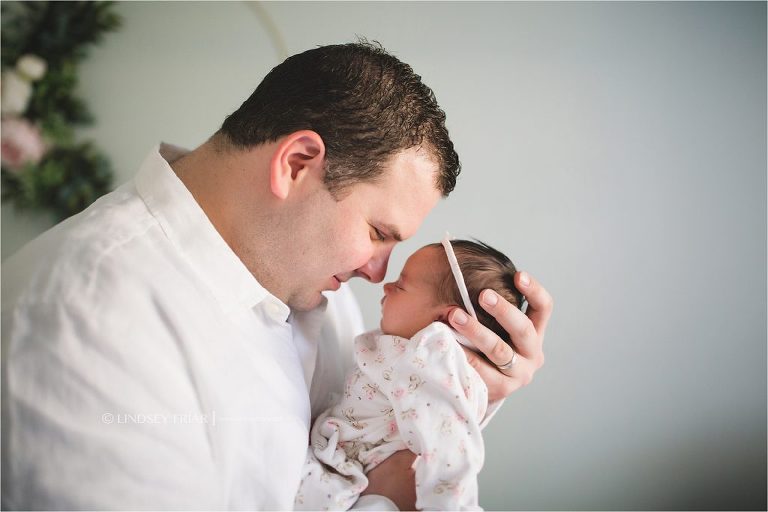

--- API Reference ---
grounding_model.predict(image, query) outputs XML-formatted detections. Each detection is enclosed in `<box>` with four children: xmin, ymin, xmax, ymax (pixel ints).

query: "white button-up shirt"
<box><xmin>1</xmin><ymin>144</ymin><xmax>372</xmax><ymax>510</ymax></box>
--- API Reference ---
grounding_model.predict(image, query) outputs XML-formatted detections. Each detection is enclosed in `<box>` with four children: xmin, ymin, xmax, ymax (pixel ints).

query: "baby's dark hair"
<box><xmin>429</xmin><ymin>239</ymin><xmax>524</xmax><ymax>345</ymax></box>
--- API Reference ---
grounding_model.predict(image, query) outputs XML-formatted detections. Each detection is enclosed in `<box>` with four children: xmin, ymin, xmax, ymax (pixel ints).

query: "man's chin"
<box><xmin>288</xmin><ymin>292</ymin><xmax>328</xmax><ymax>312</ymax></box>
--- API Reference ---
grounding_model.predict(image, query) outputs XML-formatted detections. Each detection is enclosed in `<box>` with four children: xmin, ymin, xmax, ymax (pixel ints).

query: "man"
<box><xmin>1</xmin><ymin>42</ymin><xmax>551</xmax><ymax>510</ymax></box>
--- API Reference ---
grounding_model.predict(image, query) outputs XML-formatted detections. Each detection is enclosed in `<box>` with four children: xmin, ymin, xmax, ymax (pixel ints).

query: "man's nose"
<box><xmin>355</xmin><ymin>247</ymin><xmax>392</xmax><ymax>283</ymax></box>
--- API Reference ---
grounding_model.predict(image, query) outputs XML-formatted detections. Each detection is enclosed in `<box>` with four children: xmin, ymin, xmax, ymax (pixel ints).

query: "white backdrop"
<box><xmin>2</xmin><ymin>2</ymin><xmax>765</xmax><ymax>510</ymax></box>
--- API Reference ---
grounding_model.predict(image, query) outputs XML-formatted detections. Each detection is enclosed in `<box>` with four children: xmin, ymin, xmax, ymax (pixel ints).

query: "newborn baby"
<box><xmin>295</xmin><ymin>238</ymin><xmax>524</xmax><ymax>511</ymax></box>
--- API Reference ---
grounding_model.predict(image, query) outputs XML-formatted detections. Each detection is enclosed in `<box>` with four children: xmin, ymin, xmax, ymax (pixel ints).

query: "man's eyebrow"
<box><xmin>381</xmin><ymin>224</ymin><xmax>403</xmax><ymax>242</ymax></box>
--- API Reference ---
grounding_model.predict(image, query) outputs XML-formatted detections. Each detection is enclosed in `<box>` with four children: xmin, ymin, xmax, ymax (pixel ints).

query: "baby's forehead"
<box><xmin>408</xmin><ymin>244</ymin><xmax>444</xmax><ymax>265</ymax></box>
<box><xmin>403</xmin><ymin>245</ymin><xmax>446</xmax><ymax>279</ymax></box>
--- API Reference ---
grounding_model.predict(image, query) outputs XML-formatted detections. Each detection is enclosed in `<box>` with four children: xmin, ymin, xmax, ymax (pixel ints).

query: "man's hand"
<box><xmin>361</xmin><ymin>450</ymin><xmax>417</xmax><ymax>511</ymax></box>
<box><xmin>449</xmin><ymin>271</ymin><xmax>552</xmax><ymax>401</ymax></box>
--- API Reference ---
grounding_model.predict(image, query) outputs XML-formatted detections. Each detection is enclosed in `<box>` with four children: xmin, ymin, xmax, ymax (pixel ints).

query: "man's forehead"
<box><xmin>380</xmin><ymin>146</ymin><xmax>441</xmax><ymax>186</ymax></box>
<box><xmin>348</xmin><ymin>146</ymin><xmax>442</xmax><ymax>241</ymax></box>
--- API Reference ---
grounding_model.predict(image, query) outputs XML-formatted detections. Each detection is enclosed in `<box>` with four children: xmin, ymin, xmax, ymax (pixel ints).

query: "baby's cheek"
<box><xmin>380</xmin><ymin>310</ymin><xmax>393</xmax><ymax>331</ymax></box>
<box><xmin>381</xmin><ymin>311</ymin><xmax>408</xmax><ymax>338</ymax></box>
<box><xmin>381</xmin><ymin>312</ymin><xmax>400</xmax><ymax>334</ymax></box>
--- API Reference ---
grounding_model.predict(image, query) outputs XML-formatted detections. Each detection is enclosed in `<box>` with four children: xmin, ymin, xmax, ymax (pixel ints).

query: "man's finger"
<box><xmin>468</xmin><ymin>290</ymin><xmax>541</xmax><ymax>365</ymax></box>
<box><xmin>515</xmin><ymin>271</ymin><xmax>553</xmax><ymax>340</ymax></box>
<box><xmin>448</xmin><ymin>307</ymin><xmax>513</xmax><ymax>366</ymax></box>
<box><xmin>474</xmin><ymin>288</ymin><xmax>539</xmax><ymax>361</ymax></box>
<box><xmin>461</xmin><ymin>347</ymin><xmax>532</xmax><ymax>401</ymax></box>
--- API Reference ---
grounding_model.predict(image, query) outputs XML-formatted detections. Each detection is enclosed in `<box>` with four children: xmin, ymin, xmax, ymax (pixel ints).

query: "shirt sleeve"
<box><xmin>374</xmin><ymin>325</ymin><xmax>487</xmax><ymax>511</ymax></box>
<box><xmin>1</xmin><ymin>300</ymin><xmax>223</xmax><ymax>510</ymax></box>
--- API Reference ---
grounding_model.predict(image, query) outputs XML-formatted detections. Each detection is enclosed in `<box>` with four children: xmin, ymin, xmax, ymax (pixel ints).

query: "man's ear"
<box><xmin>269</xmin><ymin>130</ymin><xmax>326</xmax><ymax>200</ymax></box>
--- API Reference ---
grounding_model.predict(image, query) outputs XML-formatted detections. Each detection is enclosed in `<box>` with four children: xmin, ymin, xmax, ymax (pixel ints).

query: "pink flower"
<box><xmin>1</xmin><ymin>117</ymin><xmax>47</xmax><ymax>172</ymax></box>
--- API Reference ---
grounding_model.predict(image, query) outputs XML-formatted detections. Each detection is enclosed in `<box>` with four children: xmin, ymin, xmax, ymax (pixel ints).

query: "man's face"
<box><xmin>380</xmin><ymin>246</ymin><xmax>448</xmax><ymax>338</ymax></box>
<box><xmin>283</xmin><ymin>146</ymin><xmax>442</xmax><ymax>311</ymax></box>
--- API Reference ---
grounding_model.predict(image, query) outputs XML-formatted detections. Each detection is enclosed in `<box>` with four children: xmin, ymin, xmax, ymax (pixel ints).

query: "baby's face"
<box><xmin>380</xmin><ymin>246</ymin><xmax>452</xmax><ymax>338</ymax></box>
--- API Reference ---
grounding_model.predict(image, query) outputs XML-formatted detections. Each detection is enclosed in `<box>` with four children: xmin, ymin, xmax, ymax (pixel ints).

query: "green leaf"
<box><xmin>1</xmin><ymin>1</ymin><xmax>121</xmax><ymax>220</ymax></box>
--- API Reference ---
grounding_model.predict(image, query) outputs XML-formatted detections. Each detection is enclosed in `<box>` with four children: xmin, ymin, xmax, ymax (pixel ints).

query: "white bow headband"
<box><xmin>440</xmin><ymin>233</ymin><xmax>477</xmax><ymax>319</ymax></box>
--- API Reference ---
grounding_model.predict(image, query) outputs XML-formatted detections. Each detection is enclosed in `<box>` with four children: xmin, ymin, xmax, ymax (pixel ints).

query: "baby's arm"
<box><xmin>295</xmin><ymin>408</ymin><xmax>370</xmax><ymax>510</ymax></box>
<box><xmin>378</xmin><ymin>325</ymin><xmax>487</xmax><ymax>511</ymax></box>
<box><xmin>294</xmin><ymin>440</ymin><xmax>368</xmax><ymax>511</ymax></box>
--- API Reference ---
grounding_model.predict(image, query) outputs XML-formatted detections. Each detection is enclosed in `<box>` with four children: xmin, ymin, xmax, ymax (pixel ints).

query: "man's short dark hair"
<box><xmin>430</xmin><ymin>239</ymin><xmax>525</xmax><ymax>345</ymax></box>
<box><xmin>218</xmin><ymin>40</ymin><xmax>460</xmax><ymax>198</ymax></box>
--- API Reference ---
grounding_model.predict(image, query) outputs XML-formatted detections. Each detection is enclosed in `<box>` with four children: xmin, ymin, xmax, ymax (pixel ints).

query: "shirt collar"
<box><xmin>134</xmin><ymin>142</ymin><xmax>285</xmax><ymax>317</ymax></box>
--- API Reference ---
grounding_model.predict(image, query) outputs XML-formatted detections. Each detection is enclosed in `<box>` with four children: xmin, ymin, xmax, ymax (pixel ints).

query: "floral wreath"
<box><xmin>1</xmin><ymin>2</ymin><xmax>121</xmax><ymax>221</ymax></box>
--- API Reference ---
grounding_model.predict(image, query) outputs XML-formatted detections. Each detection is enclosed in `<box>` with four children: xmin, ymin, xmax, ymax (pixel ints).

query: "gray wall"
<box><xmin>2</xmin><ymin>2</ymin><xmax>765</xmax><ymax>510</ymax></box>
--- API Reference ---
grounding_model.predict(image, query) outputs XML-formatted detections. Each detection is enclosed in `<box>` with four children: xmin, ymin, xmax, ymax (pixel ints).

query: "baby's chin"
<box><xmin>379</xmin><ymin>318</ymin><xmax>415</xmax><ymax>339</ymax></box>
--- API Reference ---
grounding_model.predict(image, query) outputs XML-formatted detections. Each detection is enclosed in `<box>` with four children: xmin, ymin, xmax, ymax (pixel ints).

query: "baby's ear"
<box><xmin>435</xmin><ymin>305</ymin><xmax>457</xmax><ymax>323</ymax></box>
